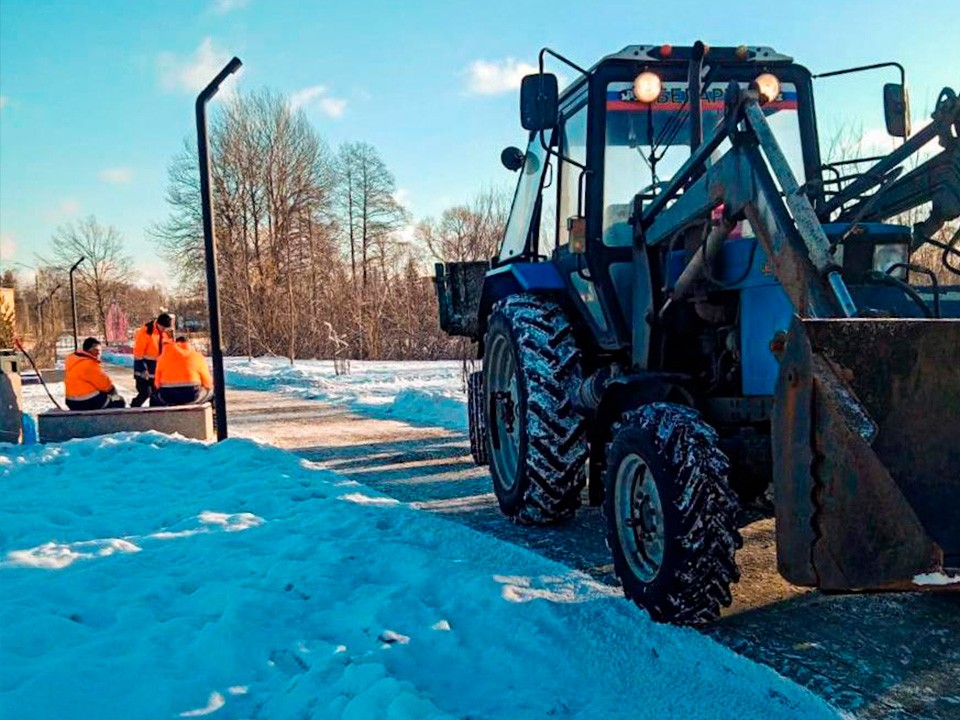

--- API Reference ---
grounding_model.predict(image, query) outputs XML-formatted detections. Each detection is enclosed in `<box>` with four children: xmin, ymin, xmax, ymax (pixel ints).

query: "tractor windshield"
<box><xmin>602</xmin><ymin>79</ymin><xmax>807</xmax><ymax>246</ymax></box>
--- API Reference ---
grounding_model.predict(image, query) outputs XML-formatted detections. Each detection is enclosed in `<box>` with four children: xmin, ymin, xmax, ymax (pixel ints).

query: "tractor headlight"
<box><xmin>873</xmin><ymin>243</ymin><xmax>909</xmax><ymax>279</ymax></box>
<box><xmin>633</xmin><ymin>71</ymin><xmax>662</xmax><ymax>103</ymax></box>
<box><xmin>754</xmin><ymin>73</ymin><xmax>780</xmax><ymax>104</ymax></box>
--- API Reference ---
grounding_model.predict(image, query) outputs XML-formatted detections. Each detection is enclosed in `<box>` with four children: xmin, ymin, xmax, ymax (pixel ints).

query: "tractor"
<box><xmin>435</xmin><ymin>42</ymin><xmax>960</xmax><ymax>624</ymax></box>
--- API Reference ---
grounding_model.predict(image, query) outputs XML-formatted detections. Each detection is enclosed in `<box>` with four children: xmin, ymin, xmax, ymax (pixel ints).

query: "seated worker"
<box><xmin>64</xmin><ymin>338</ymin><xmax>126</xmax><ymax>411</ymax></box>
<box><xmin>131</xmin><ymin>312</ymin><xmax>174</xmax><ymax>407</ymax></box>
<box><xmin>152</xmin><ymin>336</ymin><xmax>213</xmax><ymax>407</ymax></box>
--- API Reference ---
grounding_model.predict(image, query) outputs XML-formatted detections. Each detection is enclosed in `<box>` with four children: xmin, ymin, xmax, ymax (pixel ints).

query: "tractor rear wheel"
<box><xmin>603</xmin><ymin>403</ymin><xmax>741</xmax><ymax>624</ymax></box>
<box><xmin>483</xmin><ymin>294</ymin><xmax>587</xmax><ymax>523</ymax></box>
<box><xmin>467</xmin><ymin>371</ymin><xmax>488</xmax><ymax>466</ymax></box>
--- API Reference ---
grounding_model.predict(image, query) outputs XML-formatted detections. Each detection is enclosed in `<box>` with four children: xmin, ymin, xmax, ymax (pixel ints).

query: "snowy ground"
<box><xmin>0</xmin><ymin>433</ymin><xmax>840</xmax><ymax>720</ymax></box>
<box><xmin>102</xmin><ymin>353</ymin><xmax>469</xmax><ymax>432</ymax></box>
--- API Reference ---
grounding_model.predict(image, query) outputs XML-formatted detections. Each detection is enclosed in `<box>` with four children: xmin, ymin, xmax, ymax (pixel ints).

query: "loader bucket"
<box><xmin>773</xmin><ymin>317</ymin><xmax>960</xmax><ymax>591</ymax></box>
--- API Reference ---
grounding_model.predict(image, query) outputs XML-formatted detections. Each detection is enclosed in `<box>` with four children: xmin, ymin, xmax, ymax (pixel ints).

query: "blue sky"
<box><xmin>1</xmin><ymin>0</ymin><xmax>957</xmax><ymax>288</ymax></box>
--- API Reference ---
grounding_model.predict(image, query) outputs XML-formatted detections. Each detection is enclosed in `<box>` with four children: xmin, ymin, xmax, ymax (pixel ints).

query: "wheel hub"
<box><xmin>487</xmin><ymin>334</ymin><xmax>521</xmax><ymax>491</ymax></box>
<box><xmin>615</xmin><ymin>454</ymin><xmax>665</xmax><ymax>583</ymax></box>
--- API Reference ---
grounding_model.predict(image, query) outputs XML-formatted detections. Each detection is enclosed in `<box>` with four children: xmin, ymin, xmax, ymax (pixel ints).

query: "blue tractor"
<box><xmin>435</xmin><ymin>43</ymin><xmax>960</xmax><ymax>624</ymax></box>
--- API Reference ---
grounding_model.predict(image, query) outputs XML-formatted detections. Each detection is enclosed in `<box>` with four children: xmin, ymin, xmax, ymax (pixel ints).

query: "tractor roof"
<box><xmin>596</xmin><ymin>44</ymin><xmax>794</xmax><ymax>67</ymax></box>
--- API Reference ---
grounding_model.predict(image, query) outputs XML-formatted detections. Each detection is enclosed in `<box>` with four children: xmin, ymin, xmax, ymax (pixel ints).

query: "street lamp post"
<box><xmin>196</xmin><ymin>56</ymin><xmax>242</xmax><ymax>442</ymax></box>
<box><xmin>69</xmin><ymin>257</ymin><xmax>85</xmax><ymax>351</ymax></box>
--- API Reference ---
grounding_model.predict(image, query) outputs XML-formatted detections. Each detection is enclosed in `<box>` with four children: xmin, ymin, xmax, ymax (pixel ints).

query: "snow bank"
<box><xmin>103</xmin><ymin>353</ymin><xmax>469</xmax><ymax>431</ymax></box>
<box><xmin>0</xmin><ymin>435</ymin><xmax>839</xmax><ymax>719</ymax></box>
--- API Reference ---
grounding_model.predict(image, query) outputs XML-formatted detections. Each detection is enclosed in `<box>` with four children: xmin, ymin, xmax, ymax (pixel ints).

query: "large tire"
<box><xmin>483</xmin><ymin>294</ymin><xmax>587</xmax><ymax>523</ymax></box>
<box><xmin>603</xmin><ymin>403</ymin><xmax>741</xmax><ymax>624</ymax></box>
<box><xmin>467</xmin><ymin>371</ymin><xmax>488</xmax><ymax>466</ymax></box>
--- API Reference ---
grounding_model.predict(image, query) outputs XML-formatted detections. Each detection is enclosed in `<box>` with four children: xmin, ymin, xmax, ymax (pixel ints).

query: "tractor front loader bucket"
<box><xmin>773</xmin><ymin>317</ymin><xmax>960</xmax><ymax>591</ymax></box>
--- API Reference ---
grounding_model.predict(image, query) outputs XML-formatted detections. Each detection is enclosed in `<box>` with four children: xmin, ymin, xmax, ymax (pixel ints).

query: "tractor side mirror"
<box><xmin>520</xmin><ymin>73</ymin><xmax>559</xmax><ymax>132</ymax></box>
<box><xmin>501</xmin><ymin>146</ymin><xmax>525</xmax><ymax>172</ymax></box>
<box><xmin>883</xmin><ymin>83</ymin><xmax>911</xmax><ymax>137</ymax></box>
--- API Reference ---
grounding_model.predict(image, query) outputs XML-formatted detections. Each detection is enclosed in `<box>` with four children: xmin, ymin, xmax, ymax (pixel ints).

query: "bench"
<box><xmin>22</xmin><ymin>368</ymin><xmax>65</xmax><ymax>385</ymax></box>
<box><xmin>37</xmin><ymin>403</ymin><xmax>214</xmax><ymax>443</ymax></box>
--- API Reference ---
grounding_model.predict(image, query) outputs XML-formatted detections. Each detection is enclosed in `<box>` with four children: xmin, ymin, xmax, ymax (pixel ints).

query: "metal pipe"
<box><xmin>659</xmin><ymin>215</ymin><xmax>736</xmax><ymax>318</ymax></box>
<box><xmin>69</xmin><ymin>256</ymin><xmax>85</xmax><ymax>351</ymax></box>
<box><xmin>687</xmin><ymin>41</ymin><xmax>706</xmax><ymax>152</ymax></box>
<box><xmin>196</xmin><ymin>56</ymin><xmax>242</xmax><ymax>442</ymax></box>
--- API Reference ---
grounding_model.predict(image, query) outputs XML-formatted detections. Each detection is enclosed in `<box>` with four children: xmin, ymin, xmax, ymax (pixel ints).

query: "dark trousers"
<box><xmin>131</xmin><ymin>359</ymin><xmax>157</xmax><ymax>407</ymax></box>
<box><xmin>131</xmin><ymin>377</ymin><xmax>153</xmax><ymax>407</ymax></box>
<box><xmin>66</xmin><ymin>393</ymin><xmax>126</xmax><ymax>411</ymax></box>
<box><xmin>151</xmin><ymin>386</ymin><xmax>212</xmax><ymax>407</ymax></box>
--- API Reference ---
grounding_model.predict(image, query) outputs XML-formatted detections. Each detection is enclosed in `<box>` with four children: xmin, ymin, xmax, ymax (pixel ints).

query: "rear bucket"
<box><xmin>773</xmin><ymin>317</ymin><xmax>960</xmax><ymax>591</ymax></box>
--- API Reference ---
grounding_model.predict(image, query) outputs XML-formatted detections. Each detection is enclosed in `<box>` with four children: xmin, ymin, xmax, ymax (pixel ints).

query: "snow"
<box><xmin>102</xmin><ymin>353</ymin><xmax>469</xmax><ymax>431</ymax></box>
<box><xmin>913</xmin><ymin>571</ymin><xmax>960</xmax><ymax>586</ymax></box>
<box><xmin>20</xmin><ymin>380</ymin><xmax>64</xmax><ymax>418</ymax></box>
<box><xmin>0</xmin><ymin>433</ymin><xmax>840</xmax><ymax>719</ymax></box>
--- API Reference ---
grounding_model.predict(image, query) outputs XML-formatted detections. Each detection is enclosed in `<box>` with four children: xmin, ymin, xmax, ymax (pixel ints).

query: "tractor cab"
<box><xmin>494</xmin><ymin>44</ymin><xmax>822</xmax><ymax>354</ymax></box>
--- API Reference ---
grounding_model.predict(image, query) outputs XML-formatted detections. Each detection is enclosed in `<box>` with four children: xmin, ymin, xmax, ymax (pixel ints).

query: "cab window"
<box><xmin>499</xmin><ymin>137</ymin><xmax>548</xmax><ymax>262</ymax></box>
<box><xmin>558</xmin><ymin>105</ymin><xmax>587</xmax><ymax>247</ymax></box>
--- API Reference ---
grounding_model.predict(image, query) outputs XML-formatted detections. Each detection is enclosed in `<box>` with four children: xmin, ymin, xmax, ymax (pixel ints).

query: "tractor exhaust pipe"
<box><xmin>659</xmin><ymin>214</ymin><xmax>736</xmax><ymax>318</ymax></box>
<box><xmin>688</xmin><ymin>41</ymin><xmax>707</xmax><ymax>152</ymax></box>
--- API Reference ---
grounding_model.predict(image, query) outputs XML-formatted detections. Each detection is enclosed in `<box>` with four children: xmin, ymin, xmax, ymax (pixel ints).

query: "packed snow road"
<box><xmin>14</xmin><ymin>358</ymin><xmax>960</xmax><ymax>719</ymax></box>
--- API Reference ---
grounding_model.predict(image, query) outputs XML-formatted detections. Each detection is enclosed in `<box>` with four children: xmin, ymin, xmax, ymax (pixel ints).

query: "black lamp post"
<box><xmin>196</xmin><ymin>56</ymin><xmax>242</xmax><ymax>442</ymax></box>
<box><xmin>69</xmin><ymin>257</ymin><xmax>85</xmax><ymax>351</ymax></box>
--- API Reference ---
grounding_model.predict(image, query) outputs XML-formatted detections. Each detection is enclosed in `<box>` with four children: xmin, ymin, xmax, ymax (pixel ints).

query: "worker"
<box><xmin>152</xmin><ymin>336</ymin><xmax>213</xmax><ymax>406</ymax></box>
<box><xmin>64</xmin><ymin>338</ymin><xmax>126</xmax><ymax>411</ymax></box>
<box><xmin>131</xmin><ymin>312</ymin><xmax>174</xmax><ymax>407</ymax></box>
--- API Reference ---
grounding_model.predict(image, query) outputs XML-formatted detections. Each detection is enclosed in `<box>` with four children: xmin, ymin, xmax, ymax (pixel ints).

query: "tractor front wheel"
<box><xmin>603</xmin><ymin>403</ymin><xmax>742</xmax><ymax>624</ymax></box>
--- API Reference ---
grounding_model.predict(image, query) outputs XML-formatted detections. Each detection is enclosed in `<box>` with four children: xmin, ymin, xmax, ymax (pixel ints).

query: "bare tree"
<box><xmin>153</xmin><ymin>88</ymin><xmax>338</xmax><ymax>361</ymax></box>
<box><xmin>418</xmin><ymin>185</ymin><xmax>510</xmax><ymax>262</ymax></box>
<box><xmin>335</xmin><ymin>141</ymin><xmax>409</xmax><ymax>357</ymax></box>
<box><xmin>50</xmin><ymin>216</ymin><xmax>133</xmax><ymax>339</ymax></box>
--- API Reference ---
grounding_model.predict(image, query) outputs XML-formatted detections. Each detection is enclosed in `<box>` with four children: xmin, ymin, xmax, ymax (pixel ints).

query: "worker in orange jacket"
<box><xmin>64</xmin><ymin>338</ymin><xmax>126</xmax><ymax>411</ymax></box>
<box><xmin>152</xmin><ymin>336</ymin><xmax>214</xmax><ymax>407</ymax></box>
<box><xmin>131</xmin><ymin>312</ymin><xmax>174</xmax><ymax>407</ymax></box>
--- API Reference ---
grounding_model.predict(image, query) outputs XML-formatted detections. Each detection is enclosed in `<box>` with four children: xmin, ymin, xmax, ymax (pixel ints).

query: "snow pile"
<box><xmin>0</xmin><ymin>434</ymin><xmax>839</xmax><ymax>719</ymax></box>
<box><xmin>913</xmin><ymin>571</ymin><xmax>960</xmax><ymax>586</ymax></box>
<box><xmin>103</xmin><ymin>353</ymin><xmax>469</xmax><ymax>430</ymax></box>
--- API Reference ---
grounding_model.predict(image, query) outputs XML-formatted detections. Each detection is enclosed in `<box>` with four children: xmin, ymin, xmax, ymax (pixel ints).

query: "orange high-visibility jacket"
<box><xmin>133</xmin><ymin>322</ymin><xmax>172</xmax><ymax>362</ymax></box>
<box><xmin>154</xmin><ymin>341</ymin><xmax>213</xmax><ymax>390</ymax></box>
<box><xmin>64</xmin><ymin>351</ymin><xmax>115</xmax><ymax>402</ymax></box>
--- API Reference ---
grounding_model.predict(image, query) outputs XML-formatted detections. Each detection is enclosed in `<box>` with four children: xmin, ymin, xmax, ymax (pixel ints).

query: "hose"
<box><xmin>13</xmin><ymin>338</ymin><xmax>63</xmax><ymax>410</ymax></box>
<box><xmin>885</xmin><ymin>263</ymin><xmax>940</xmax><ymax>318</ymax></box>
<box><xmin>862</xmin><ymin>271</ymin><xmax>933</xmax><ymax>318</ymax></box>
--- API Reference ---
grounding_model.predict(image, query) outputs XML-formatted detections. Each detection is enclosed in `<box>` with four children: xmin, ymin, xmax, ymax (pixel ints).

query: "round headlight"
<box><xmin>633</xmin><ymin>71</ymin><xmax>662</xmax><ymax>104</ymax></box>
<box><xmin>754</xmin><ymin>73</ymin><xmax>781</xmax><ymax>104</ymax></box>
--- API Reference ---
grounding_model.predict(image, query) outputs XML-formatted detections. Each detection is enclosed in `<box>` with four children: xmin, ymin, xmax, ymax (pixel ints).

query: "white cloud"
<box><xmin>0</xmin><ymin>96</ymin><xmax>8</xmax><ymax>111</ymax></box>
<box><xmin>318</xmin><ymin>97</ymin><xmax>347</xmax><ymax>119</ymax></box>
<box><xmin>158</xmin><ymin>37</ymin><xmax>238</xmax><ymax>95</ymax></box>
<box><xmin>856</xmin><ymin>127</ymin><xmax>898</xmax><ymax>156</ymax></box>
<box><xmin>99</xmin><ymin>167</ymin><xmax>134</xmax><ymax>184</ymax></box>
<box><xmin>289</xmin><ymin>85</ymin><xmax>327</xmax><ymax>109</ymax></box>
<box><xmin>465</xmin><ymin>58</ymin><xmax>538</xmax><ymax>95</ymax></box>
<box><xmin>394</xmin><ymin>188</ymin><xmax>412</xmax><ymax>209</ymax></box>
<box><xmin>289</xmin><ymin>84</ymin><xmax>347</xmax><ymax>118</ymax></box>
<box><xmin>136</xmin><ymin>264</ymin><xmax>171</xmax><ymax>290</ymax></box>
<box><xmin>396</xmin><ymin>223</ymin><xmax>417</xmax><ymax>245</ymax></box>
<box><xmin>213</xmin><ymin>0</ymin><xmax>249</xmax><ymax>13</ymax></box>
<box><xmin>44</xmin><ymin>200</ymin><xmax>81</xmax><ymax>222</ymax></box>
<box><xmin>0</xmin><ymin>232</ymin><xmax>16</xmax><ymax>263</ymax></box>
